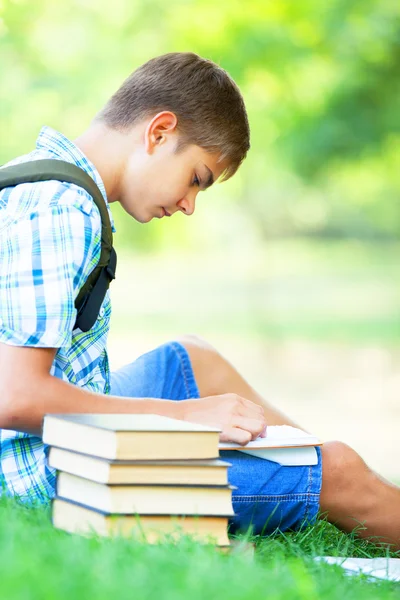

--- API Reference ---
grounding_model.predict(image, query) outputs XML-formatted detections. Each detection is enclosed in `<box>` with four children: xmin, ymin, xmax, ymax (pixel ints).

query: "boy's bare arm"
<box><xmin>0</xmin><ymin>343</ymin><xmax>266</xmax><ymax>444</ymax></box>
<box><xmin>0</xmin><ymin>344</ymin><xmax>185</xmax><ymax>436</ymax></box>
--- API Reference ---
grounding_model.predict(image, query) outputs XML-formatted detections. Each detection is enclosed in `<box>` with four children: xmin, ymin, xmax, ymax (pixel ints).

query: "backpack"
<box><xmin>0</xmin><ymin>159</ymin><xmax>117</xmax><ymax>333</ymax></box>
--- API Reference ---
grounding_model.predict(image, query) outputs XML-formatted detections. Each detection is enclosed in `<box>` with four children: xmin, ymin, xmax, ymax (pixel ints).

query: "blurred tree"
<box><xmin>1</xmin><ymin>0</ymin><xmax>399</xmax><ymax>245</ymax></box>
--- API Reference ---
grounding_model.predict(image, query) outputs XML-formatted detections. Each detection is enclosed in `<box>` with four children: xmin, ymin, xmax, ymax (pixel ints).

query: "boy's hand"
<box><xmin>179</xmin><ymin>393</ymin><xmax>267</xmax><ymax>446</ymax></box>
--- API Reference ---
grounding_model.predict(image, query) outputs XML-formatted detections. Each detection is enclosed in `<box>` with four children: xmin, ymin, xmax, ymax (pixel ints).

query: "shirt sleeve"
<box><xmin>0</xmin><ymin>195</ymin><xmax>101</xmax><ymax>348</ymax></box>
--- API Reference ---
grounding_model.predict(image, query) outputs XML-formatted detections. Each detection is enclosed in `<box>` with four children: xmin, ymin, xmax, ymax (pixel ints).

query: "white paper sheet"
<box><xmin>314</xmin><ymin>556</ymin><xmax>400</xmax><ymax>582</ymax></box>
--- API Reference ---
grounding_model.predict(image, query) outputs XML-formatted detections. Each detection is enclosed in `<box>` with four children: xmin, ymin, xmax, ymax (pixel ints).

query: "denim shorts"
<box><xmin>110</xmin><ymin>341</ymin><xmax>323</xmax><ymax>535</ymax></box>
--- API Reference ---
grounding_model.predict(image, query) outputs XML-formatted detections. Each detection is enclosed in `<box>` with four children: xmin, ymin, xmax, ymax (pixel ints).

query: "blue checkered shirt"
<box><xmin>0</xmin><ymin>126</ymin><xmax>116</xmax><ymax>502</ymax></box>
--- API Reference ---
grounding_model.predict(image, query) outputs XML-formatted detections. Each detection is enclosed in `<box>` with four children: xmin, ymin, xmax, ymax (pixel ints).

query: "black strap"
<box><xmin>75</xmin><ymin>246</ymin><xmax>117</xmax><ymax>332</ymax></box>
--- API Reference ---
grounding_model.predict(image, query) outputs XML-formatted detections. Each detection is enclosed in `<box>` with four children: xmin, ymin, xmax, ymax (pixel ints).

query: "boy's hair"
<box><xmin>97</xmin><ymin>52</ymin><xmax>250</xmax><ymax>181</ymax></box>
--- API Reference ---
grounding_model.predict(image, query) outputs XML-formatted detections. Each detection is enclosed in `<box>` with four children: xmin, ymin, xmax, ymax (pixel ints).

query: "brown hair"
<box><xmin>97</xmin><ymin>52</ymin><xmax>250</xmax><ymax>181</ymax></box>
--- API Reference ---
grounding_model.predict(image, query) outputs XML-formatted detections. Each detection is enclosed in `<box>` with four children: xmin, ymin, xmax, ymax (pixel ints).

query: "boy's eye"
<box><xmin>193</xmin><ymin>175</ymin><xmax>201</xmax><ymax>187</ymax></box>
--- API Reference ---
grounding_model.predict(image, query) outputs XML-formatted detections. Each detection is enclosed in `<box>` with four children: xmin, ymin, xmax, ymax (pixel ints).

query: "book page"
<box><xmin>219</xmin><ymin>425</ymin><xmax>321</xmax><ymax>450</ymax></box>
<box><xmin>315</xmin><ymin>557</ymin><xmax>400</xmax><ymax>582</ymax></box>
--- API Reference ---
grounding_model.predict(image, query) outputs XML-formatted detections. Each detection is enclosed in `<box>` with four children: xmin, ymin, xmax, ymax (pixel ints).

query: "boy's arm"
<box><xmin>0</xmin><ymin>343</ymin><xmax>186</xmax><ymax>436</ymax></box>
<box><xmin>0</xmin><ymin>343</ymin><xmax>266</xmax><ymax>444</ymax></box>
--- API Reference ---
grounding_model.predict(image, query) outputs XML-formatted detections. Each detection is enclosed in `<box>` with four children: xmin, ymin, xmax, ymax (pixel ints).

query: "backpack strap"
<box><xmin>0</xmin><ymin>159</ymin><xmax>117</xmax><ymax>332</ymax></box>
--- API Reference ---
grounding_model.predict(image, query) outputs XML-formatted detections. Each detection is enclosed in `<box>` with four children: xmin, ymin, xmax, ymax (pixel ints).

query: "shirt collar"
<box><xmin>36</xmin><ymin>126</ymin><xmax>116</xmax><ymax>233</ymax></box>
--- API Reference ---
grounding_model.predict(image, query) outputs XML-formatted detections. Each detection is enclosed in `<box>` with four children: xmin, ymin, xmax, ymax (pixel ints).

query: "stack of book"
<box><xmin>43</xmin><ymin>414</ymin><xmax>234</xmax><ymax>547</ymax></box>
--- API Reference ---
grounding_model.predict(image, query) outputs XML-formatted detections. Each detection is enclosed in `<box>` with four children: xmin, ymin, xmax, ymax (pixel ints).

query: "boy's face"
<box><xmin>119</xmin><ymin>112</ymin><xmax>227</xmax><ymax>223</ymax></box>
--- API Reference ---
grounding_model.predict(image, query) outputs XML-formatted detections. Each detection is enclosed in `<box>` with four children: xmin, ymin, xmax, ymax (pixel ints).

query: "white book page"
<box><xmin>219</xmin><ymin>425</ymin><xmax>321</xmax><ymax>450</ymax></box>
<box><xmin>315</xmin><ymin>557</ymin><xmax>400</xmax><ymax>582</ymax></box>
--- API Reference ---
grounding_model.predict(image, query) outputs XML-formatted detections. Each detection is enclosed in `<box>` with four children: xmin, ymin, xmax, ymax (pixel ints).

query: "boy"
<box><xmin>0</xmin><ymin>52</ymin><xmax>399</xmax><ymax>548</ymax></box>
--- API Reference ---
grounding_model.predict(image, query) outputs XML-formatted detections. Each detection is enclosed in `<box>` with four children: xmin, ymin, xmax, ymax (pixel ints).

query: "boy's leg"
<box><xmin>178</xmin><ymin>335</ymin><xmax>400</xmax><ymax>549</ymax></box>
<box><xmin>319</xmin><ymin>441</ymin><xmax>400</xmax><ymax>548</ymax></box>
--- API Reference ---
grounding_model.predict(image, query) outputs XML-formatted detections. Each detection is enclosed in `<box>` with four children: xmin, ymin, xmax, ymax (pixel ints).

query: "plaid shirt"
<box><xmin>0</xmin><ymin>126</ymin><xmax>116</xmax><ymax>502</ymax></box>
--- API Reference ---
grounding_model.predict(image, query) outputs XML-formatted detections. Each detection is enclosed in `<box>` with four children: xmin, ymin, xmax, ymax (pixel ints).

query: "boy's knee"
<box><xmin>176</xmin><ymin>334</ymin><xmax>215</xmax><ymax>353</ymax></box>
<box><xmin>176</xmin><ymin>334</ymin><xmax>221</xmax><ymax>366</ymax></box>
<box><xmin>176</xmin><ymin>334</ymin><xmax>229</xmax><ymax>391</ymax></box>
<box><xmin>320</xmin><ymin>440</ymin><xmax>368</xmax><ymax>512</ymax></box>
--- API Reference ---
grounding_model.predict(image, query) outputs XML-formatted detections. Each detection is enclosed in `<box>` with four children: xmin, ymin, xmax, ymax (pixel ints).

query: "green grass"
<box><xmin>1</xmin><ymin>496</ymin><xmax>399</xmax><ymax>600</ymax></box>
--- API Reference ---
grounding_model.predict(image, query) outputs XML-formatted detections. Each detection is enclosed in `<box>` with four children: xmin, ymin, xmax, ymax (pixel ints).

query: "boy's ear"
<box><xmin>145</xmin><ymin>111</ymin><xmax>178</xmax><ymax>153</ymax></box>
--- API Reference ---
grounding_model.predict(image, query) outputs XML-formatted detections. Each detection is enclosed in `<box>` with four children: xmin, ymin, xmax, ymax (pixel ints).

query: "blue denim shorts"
<box><xmin>110</xmin><ymin>341</ymin><xmax>322</xmax><ymax>535</ymax></box>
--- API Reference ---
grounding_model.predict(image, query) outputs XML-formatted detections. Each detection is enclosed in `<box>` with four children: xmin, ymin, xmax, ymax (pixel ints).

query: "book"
<box><xmin>314</xmin><ymin>557</ymin><xmax>400</xmax><ymax>583</ymax></box>
<box><xmin>219</xmin><ymin>426</ymin><xmax>321</xmax><ymax>466</ymax></box>
<box><xmin>231</xmin><ymin>446</ymin><xmax>319</xmax><ymax>466</ymax></box>
<box><xmin>43</xmin><ymin>414</ymin><xmax>221</xmax><ymax>460</ymax></box>
<box><xmin>56</xmin><ymin>472</ymin><xmax>236</xmax><ymax>515</ymax></box>
<box><xmin>219</xmin><ymin>425</ymin><xmax>321</xmax><ymax>450</ymax></box>
<box><xmin>52</xmin><ymin>498</ymin><xmax>231</xmax><ymax>546</ymax></box>
<box><xmin>48</xmin><ymin>447</ymin><xmax>231</xmax><ymax>485</ymax></box>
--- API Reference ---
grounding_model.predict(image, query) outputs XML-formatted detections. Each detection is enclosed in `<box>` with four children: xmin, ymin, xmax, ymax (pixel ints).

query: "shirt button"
<box><xmin>99</xmin><ymin>307</ymin><xmax>105</xmax><ymax>318</ymax></box>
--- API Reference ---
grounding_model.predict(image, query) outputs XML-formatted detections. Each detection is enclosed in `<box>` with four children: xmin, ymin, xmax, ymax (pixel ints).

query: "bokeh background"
<box><xmin>1</xmin><ymin>0</ymin><xmax>399</xmax><ymax>479</ymax></box>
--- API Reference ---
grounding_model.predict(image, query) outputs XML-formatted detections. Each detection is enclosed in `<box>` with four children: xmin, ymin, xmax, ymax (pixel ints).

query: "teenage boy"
<box><xmin>0</xmin><ymin>52</ymin><xmax>399</xmax><ymax>549</ymax></box>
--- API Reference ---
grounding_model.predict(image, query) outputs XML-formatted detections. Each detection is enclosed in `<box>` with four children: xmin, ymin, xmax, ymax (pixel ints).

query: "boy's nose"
<box><xmin>177</xmin><ymin>193</ymin><xmax>196</xmax><ymax>216</ymax></box>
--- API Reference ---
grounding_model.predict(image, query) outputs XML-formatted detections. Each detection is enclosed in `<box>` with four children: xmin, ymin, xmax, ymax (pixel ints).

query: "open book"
<box><xmin>315</xmin><ymin>557</ymin><xmax>400</xmax><ymax>583</ymax></box>
<box><xmin>219</xmin><ymin>426</ymin><xmax>322</xmax><ymax>466</ymax></box>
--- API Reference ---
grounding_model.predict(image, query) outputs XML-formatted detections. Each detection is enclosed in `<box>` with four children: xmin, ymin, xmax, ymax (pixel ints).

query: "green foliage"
<box><xmin>1</xmin><ymin>0</ymin><xmax>399</xmax><ymax>246</ymax></box>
